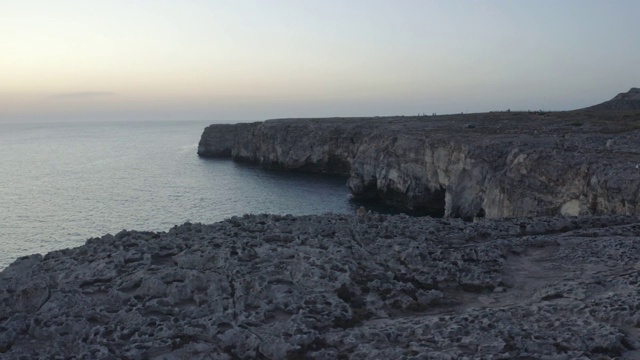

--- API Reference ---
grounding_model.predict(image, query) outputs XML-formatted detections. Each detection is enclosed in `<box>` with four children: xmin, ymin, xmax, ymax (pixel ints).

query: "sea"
<box><xmin>0</xmin><ymin>120</ymin><xmax>360</xmax><ymax>270</ymax></box>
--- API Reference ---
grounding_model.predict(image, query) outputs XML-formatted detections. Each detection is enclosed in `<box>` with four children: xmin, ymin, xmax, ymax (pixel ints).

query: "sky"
<box><xmin>2</xmin><ymin>0</ymin><xmax>639</xmax><ymax>123</ymax></box>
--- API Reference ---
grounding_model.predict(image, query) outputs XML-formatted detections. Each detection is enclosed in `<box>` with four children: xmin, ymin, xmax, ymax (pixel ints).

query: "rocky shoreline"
<box><xmin>3</xmin><ymin>89</ymin><xmax>640</xmax><ymax>359</ymax></box>
<box><xmin>198</xmin><ymin>90</ymin><xmax>640</xmax><ymax>219</ymax></box>
<box><xmin>1</xmin><ymin>213</ymin><xmax>640</xmax><ymax>359</ymax></box>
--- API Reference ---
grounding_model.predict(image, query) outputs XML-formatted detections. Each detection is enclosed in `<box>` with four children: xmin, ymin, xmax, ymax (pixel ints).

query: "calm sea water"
<box><xmin>0</xmin><ymin>120</ymin><xmax>357</xmax><ymax>269</ymax></box>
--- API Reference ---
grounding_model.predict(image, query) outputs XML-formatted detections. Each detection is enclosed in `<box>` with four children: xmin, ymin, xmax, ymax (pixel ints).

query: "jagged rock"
<box><xmin>1</xmin><ymin>214</ymin><xmax>640</xmax><ymax>359</ymax></box>
<box><xmin>198</xmin><ymin>108</ymin><xmax>640</xmax><ymax>219</ymax></box>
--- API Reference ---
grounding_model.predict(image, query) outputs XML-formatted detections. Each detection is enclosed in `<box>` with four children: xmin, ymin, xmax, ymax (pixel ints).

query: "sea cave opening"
<box><xmin>411</xmin><ymin>186</ymin><xmax>446</xmax><ymax>218</ymax></box>
<box><xmin>352</xmin><ymin>185</ymin><xmax>447</xmax><ymax>218</ymax></box>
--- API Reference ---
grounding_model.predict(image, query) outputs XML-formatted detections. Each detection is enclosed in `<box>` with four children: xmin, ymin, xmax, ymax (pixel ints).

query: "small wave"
<box><xmin>178</xmin><ymin>144</ymin><xmax>198</xmax><ymax>153</ymax></box>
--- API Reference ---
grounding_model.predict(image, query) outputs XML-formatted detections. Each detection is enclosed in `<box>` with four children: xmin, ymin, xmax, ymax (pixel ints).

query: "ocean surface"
<box><xmin>0</xmin><ymin>120</ymin><xmax>358</xmax><ymax>270</ymax></box>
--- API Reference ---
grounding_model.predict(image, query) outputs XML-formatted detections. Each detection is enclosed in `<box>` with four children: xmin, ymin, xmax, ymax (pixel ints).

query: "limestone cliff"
<box><xmin>199</xmin><ymin>111</ymin><xmax>640</xmax><ymax>219</ymax></box>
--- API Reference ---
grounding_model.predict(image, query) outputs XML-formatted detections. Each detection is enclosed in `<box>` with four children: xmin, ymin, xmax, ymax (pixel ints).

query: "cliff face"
<box><xmin>199</xmin><ymin>111</ymin><xmax>640</xmax><ymax>219</ymax></box>
<box><xmin>230</xmin><ymin>119</ymin><xmax>360</xmax><ymax>174</ymax></box>
<box><xmin>198</xmin><ymin>123</ymin><xmax>247</xmax><ymax>157</ymax></box>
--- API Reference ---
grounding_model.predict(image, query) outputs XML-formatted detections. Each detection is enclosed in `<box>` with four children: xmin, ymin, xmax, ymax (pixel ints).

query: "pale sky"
<box><xmin>2</xmin><ymin>0</ymin><xmax>639</xmax><ymax>123</ymax></box>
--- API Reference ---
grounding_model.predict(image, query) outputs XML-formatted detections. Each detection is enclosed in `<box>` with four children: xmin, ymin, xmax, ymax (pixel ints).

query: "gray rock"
<box><xmin>198</xmin><ymin>105</ymin><xmax>640</xmax><ymax>219</ymax></box>
<box><xmin>587</xmin><ymin>88</ymin><xmax>640</xmax><ymax>111</ymax></box>
<box><xmin>1</xmin><ymin>214</ymin><xmax>640</xmax><ymax>359</ymax></box>
<box><xmin>197</xmin><ymin>123</ymin><xmax>249</xmax><ymax>157</ymax></box>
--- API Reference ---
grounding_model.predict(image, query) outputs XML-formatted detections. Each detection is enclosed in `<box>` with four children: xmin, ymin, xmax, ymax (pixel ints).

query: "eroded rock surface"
<box><xmin>1</xmin><ymin>214</ymin><xmax>640</xmax><ymax>359</ymax></box>
<box><xmin>198</xmin><ymin>108</ymin><xmax>640</xmax><ymax>219</ymax></box>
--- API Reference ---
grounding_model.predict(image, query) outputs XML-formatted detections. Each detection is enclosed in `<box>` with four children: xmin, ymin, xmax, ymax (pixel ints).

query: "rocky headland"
<box><xmin>2</xmin><ymin>214</ymin><xmax>640</xmax><ymax>359</ymax></box>
<box><xmin>199</xmin><ymin>89</ymin><xmax>640</xmax><ymax>219</ymax></box>
<box><xmin>2</xmin><ymin>89</ymin><xmax>640</xmax><ymax>359</ymax></box>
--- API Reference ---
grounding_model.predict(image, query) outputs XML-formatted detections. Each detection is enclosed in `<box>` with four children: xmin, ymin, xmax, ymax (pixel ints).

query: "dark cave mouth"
<box><xmin>411</xmin><ymin>186</ymin><xmax>447</xmax><ymax>217</ymax></box>
<box><xmin>352</xmin><ymin>185</ymin><xmax>447</xmax><ymax>218</ymax></box>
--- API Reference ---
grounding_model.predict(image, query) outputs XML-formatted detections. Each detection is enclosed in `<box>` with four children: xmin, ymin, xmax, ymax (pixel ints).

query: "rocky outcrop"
<box><xmin>587</xmin><ymin>88</ymin><xmax>640</xmax><ymax>111</ymax></box>
<box><xmin>199</xmin><ymin>110</ymin><xmax>640</xmax><ymax>219</ymax></box>
<box><xmin>199</xmin><ymin>118</ymin><xmax>366</xmax><ymax>174</ymax></box>
<box><xmin>198</xmin><ymin>123</ymin><xmax>248</xmax><ymax>157</ymax></box>
<box><xmin>2</xmin><ymin>214</ymin><xmax>640</xmax><ymax>359</ymax></box>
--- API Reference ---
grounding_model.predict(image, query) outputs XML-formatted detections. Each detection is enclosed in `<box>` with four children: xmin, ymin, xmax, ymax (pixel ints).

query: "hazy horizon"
<box><xmin>2</xmin><ymin>1</ymin><xmax>639</xmax><ymax>123</ymax></box>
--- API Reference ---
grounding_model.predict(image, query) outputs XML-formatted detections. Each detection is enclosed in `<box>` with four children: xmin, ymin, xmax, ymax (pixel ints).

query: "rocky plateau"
<box><xmin>2</xmin><ymin>214</ymin><xmax>640</xmax><ymax>359</ymax></box>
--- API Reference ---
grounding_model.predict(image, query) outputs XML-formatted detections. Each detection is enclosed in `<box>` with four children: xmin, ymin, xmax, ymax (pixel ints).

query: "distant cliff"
<box><xmin>199</xmin><ymin>110</ymin><xmax>640</xmax><ymax>219</ymax></box>
<box><xmin>587</xmin><ymin>87</ymin><xmax>640</xmax><ymax>111</ymax></box>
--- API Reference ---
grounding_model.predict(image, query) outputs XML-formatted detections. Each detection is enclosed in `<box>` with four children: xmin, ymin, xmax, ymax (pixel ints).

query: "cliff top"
<box><xmin>253</xmin><ymin>88</ymin><xmax>640</xmax><ymax>134</ymax></box>
<box><xmin>254</xmin><ymin>108</ymin><xmax>640</xmax><ymax>137</ymax></box>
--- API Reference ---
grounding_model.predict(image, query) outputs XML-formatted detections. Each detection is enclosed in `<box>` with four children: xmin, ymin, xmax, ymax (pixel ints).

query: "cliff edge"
<box><xmin>199</xmin><ymin>108</ymin><xmax>640</xmax><ymax>219</ymax></box>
